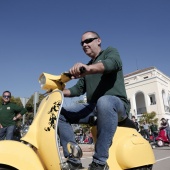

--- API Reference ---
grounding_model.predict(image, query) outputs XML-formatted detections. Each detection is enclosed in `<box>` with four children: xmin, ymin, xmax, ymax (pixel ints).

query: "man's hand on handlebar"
<box><xmin>69</xmin><ymin>63</ymin><xmax>87</xmax><ymax>79</ymax></box>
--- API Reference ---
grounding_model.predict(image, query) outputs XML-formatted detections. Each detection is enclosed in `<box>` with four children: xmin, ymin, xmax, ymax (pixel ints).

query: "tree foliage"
<box><xmin>139</xmin><ymin>111</ymin><xmax>158</xmax><ymax>125</ymax></box>
<box><xmin>25</xmin><ymin>93</ymin><xmax>45</xmax><ymax>112</ymax></box>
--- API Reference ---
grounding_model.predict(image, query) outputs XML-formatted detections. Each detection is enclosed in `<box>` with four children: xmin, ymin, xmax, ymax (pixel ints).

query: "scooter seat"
<box><xmin>118</xmin><ymin>117</ymin><xmax>136</xmax><ymax>129</ymax></box>
<box><xmin>89</xmin><ymin>116</ymin><xmax>136</xmax><ymax>129</ymax></box>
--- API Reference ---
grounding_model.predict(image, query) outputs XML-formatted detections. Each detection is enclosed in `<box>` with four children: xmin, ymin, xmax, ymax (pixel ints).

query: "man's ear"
<box><xmin>97</xmin><ymin>38</ymin><xmax>102</xmax><ymax>46</ymax></box>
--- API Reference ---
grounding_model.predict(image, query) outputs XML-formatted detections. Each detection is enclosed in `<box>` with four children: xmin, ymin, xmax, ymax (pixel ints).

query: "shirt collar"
<box><xmin>90</xmin><ymin>50</ymin><xmax>103</xmax><ymax>63</ymax></box>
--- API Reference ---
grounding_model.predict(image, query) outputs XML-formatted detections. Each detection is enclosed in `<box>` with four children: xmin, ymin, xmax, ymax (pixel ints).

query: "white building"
<box><xmin>124</xmin><ymin>66</ymin><xmax>170</xmax><ymax>122</ymax></box>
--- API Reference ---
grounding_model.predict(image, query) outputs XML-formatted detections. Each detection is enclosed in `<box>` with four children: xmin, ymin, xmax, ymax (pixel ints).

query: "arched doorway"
<box><xmin>135</xmin><ymin>92</ymin><xmax>147</xmax><ymax>118</ymax></box>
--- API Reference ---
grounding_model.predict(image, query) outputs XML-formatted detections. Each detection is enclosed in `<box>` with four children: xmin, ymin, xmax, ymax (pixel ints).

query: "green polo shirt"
<box><xmin>69</xmin><ymin>46</ymin><xmax>130</xmax><ymax>114</ymax></box>
<box><xmin>0</xmin><ymin>102</ymin><xmax>27</xmax><ymax>127</ymax></box>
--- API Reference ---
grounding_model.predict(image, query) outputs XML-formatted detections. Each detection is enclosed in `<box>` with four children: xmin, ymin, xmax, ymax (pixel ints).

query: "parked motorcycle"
<box><xmin>0</xmin><ymin>71</ymin><xmax>155</xmax><ymax>170</ymax></box>
<box><xmin>13</xmin><ymin>121</ymin><xmax>32</xmax><ymax>142</ymax></box>
<box><xmin>156</xmin><ymin>128</ymin><xmax>170</xmax><ymax>147</ymax></box>
<box><xmin>13</xmin><ymin>125</ymin><xmax>22</xmax><ymax>141</ymax></box>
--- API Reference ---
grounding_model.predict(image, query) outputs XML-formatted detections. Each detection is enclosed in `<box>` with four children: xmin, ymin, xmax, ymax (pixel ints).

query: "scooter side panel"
<box><xmin>113</xmin><ymin>127</ymin><xmax>155</xmax><ymax>169</ymax></box>
<box><xmin>0</xmin><ymin>141</ymin><xmax>44</xmax><ymax>170</ymax></box>
<box><xmin>91</xmin><ymin>127</ymin><xmax>155</xmax><ymax>170</ymax></box>
<box><xmin>156</xmin><ymin>129</ymin><xmax>169</xmax><ymax>142</ymax></box>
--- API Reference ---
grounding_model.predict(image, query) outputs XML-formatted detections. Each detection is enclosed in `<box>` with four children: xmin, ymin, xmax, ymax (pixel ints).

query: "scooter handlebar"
<box><xmin>39</xmin><ymin>67</ymin><xmax>86</xmax><ymax>91</ymax></box>
<box><xmin>63</xmin><ymin>66</ymin><xmax>86</xmax><ymax>78</ymax></box>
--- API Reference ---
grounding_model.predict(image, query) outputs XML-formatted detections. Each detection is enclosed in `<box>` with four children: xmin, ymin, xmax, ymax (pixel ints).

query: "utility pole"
<box><xmin>20</xmin><ymin>97</ymin><xmax>29</xmax><ymax>124</ymax></box>
<box><xmin>33</xmin><ymin>91</ymin><xmax>39</xmax><ymax>117</ymax></box>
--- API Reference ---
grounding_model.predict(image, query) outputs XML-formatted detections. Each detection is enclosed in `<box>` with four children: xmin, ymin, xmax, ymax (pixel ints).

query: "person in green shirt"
<box><xmin>0</xmin><ymin>90</ymin><xmax>27</xmax><ymax>140</ymax></box>
<box><xmin>150</xmin><ymin>122</ymin><xmax>158</xmax><ymax>144</ymax></box>
<box><xmin>58</xmin><ymin>31</ymin><xmax>135</xmax><ymax>170</ymax></box>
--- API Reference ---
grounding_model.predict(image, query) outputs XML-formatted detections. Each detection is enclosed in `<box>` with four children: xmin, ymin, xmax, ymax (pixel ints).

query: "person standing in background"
<box><xmin>131</xmin><ymin>116</ymin><xmax>139</xmax><ymax>131</ymax></box>
<box><xmin>143</xmin><ymin>121</ymin><xmax>150</xmax><ymax>142</ymax></box>
<box><xmin>150</xmin><ymin>122</ymin><xmax>158</xmax><ymax>144</ymax></box>
<box><xmin>0</xmin><ymin>90</ymin><xmax>27</xmax><ymax>140</ymax></box>
<box><xmin>89</xmin><ymin>131</ymin><xmax>93</xmax><ymax>144</ymax></box>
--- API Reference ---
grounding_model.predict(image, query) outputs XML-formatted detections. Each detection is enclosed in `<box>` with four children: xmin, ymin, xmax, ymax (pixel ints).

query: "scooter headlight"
<box><xmin>39</xmin><ymin>72</ymin><xmax>65</xmax><ymax>91</ymax></box>
<box><xmin>39</xmin><ymin>74</ymin><xmax>46</xmax><ymax>89</ymax></box>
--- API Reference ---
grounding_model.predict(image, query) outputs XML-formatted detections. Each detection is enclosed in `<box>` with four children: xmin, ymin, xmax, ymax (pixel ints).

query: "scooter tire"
<box><xmin>0</xmin><ymin>164</ymin><xmax>17</xmax><ymax>170</ymax></box>
<box><xmin>126</xmin><ymin>164</ymin><xmax>153</xmax><ymax>170</ymax></box>
<box><xmin>156</xmin><ymin>140</ymin><xmax>164</xmax><ymax>147</ymax></box>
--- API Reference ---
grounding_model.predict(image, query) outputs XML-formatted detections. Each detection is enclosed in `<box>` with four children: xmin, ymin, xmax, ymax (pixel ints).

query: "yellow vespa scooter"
<box><xmin>0</xmin><ymin>71</ymin><xmax>155</xmax><ymax>170</ymax></box>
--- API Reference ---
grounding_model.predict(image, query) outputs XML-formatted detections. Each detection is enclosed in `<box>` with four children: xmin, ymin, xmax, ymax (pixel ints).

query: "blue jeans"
<box><xmin>58</xmin><ymin>95</ymin><xmax>127</xmax><ymax>165</ymax></box>
<box><xmin>0</xmin><ymin>125</ymin><xmax>15</xmax><ymax>140</ymax></box>
<box><xmin>165</xmin><ymin>127</ymin><xmax>170</xmax><ymax>141</ymax></box>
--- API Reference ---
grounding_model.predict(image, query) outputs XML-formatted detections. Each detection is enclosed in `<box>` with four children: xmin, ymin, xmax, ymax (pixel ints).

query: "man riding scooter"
<box><xmin>160</xmin><ymin>118</ymin><xmax>170</xmax><ymax>144</ymax></box>
<box><xmin>0</xmin><ymin>31</ymin><xmax>155</xmax><ymax>170</ymax></box>
<box><xmin>58</xmin><ymin>31</ymin><xmax>135</xmax><ymax>170</ymax></box>
<box><xmin>156</xmin><ymin>118</ymin><xmax>170</xmax><ymax>147</ymax></box>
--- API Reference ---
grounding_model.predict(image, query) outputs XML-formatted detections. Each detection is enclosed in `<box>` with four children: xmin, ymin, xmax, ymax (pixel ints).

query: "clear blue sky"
<box><xmin>0</xmin><ymin>1</ymin><xmax>170</xmax><ymax>103</ymax></box>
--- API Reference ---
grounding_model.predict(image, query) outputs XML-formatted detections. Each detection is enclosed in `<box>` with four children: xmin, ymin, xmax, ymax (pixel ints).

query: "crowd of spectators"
<box><xmin>131</xmin><ymin>116</ymin><xmax>170</xmax><ymax>144</ymax></box>
<box><xmin>75</xmin><ymin>129</ymin><xmax>93</xmax><ymax>144</ymax></box>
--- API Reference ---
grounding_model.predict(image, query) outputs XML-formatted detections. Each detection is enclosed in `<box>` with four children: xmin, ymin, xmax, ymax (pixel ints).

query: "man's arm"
<box><xmin>63</xmin><ymin>89</ymin><xmax>71</xmax><ymax>97</ymax></box>
<box><xmin>87</xmin><ymin>62</ymin><xmax>105</xmax><ymax>74</ymax></box>
<box><xmin>13</xmin><ymin>104</ymin><xmax>27</xmax><ymax>121</ymax></box>
<box><xmin>69</xmin><ymin>62</ymin><xmax>105</xmax><ymax>79</ymax></box>
<box><xmin>13</xmin><ymin>113</ymin><xmax>22</xmax><ymax>121</ymax></box>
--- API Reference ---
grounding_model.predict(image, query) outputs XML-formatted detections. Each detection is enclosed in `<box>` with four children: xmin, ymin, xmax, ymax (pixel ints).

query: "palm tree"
<box><xmin>139</xmin><ymin>111</ymin><xmax>158</xmax><ymax>125</ymax></box>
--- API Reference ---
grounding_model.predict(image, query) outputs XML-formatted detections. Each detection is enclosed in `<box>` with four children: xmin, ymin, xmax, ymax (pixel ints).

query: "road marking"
<box><xmin>82</xmin><ymin>156</ymin><xmax>170</xmax><ymax>162</ymax></box>
<box><xmin>156</xmin><ymin>156</ymin><xmax>170</xmax><ymax>162</ymax></box>
<box><xmin>63</xmin><ymin>155</ymin><xmax>170</xmax><ymax>163</ymax></box>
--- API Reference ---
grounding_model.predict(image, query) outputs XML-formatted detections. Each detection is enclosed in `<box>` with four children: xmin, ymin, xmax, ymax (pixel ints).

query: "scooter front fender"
<box><xmin>0</xmin><ymin>141</ymin><xmax>44</xmax><ymax>170</ymax></box>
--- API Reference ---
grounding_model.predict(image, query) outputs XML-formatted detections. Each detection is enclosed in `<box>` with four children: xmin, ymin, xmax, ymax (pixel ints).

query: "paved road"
<box><xmin>152</xmin><ymin>146</ymin><xmax>170</xmax><ymax>170</ymax></box>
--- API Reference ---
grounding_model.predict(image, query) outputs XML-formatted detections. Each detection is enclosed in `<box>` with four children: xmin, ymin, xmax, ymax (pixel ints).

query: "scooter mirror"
<box><xmin>67</xmin><ymin>142</ymin><xmax>83</xmax><ymax>158</ymax></box>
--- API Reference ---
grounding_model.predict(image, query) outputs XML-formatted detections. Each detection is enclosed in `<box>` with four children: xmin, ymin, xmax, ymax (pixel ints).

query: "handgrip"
<box><xmin>63</xmin><ymin>66</ymin><xmax>86</xmax><ymax>78</ymax></box>
<box><xmin>79</xmin><ymin>66</ymin><xmax>86</xmax><ymax>74</ymax></box>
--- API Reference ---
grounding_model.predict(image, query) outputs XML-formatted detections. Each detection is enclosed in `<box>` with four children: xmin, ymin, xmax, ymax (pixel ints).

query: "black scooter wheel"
<box><xmin>126</xmin><ymin>164</ymin><xmax>153</xmax><ymax>170</ymax></box>
<box><xmin>0</xmin><ymin>164</ymin><xmax>17</xmax><ymax>170</ymax></box>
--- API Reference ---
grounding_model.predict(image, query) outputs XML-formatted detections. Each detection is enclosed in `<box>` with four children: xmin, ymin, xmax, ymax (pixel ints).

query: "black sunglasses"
<box><xmin>81</xmin><ymin>37</ymin><xmax>98</xmax><ymax>46</ymax></box>
<box><xmin>3</xmin><ymin>95</ymin><xmax>11</xmax><ymax>99</ymax></box>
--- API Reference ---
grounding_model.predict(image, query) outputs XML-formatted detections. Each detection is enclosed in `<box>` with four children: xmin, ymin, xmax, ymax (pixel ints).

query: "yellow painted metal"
<box><xmin>0</xmin><ymin>141</ymin><xmax>44</xmax><ymax>170</ymax></box>
<box><xmin>0</xmin><ymin>70</ymin><xmax>156</xmax><ymax>170</ymax></box>
<box><xmin>0</xmin><ymin>71</ymin><xmax>83</xmax><ymax>170</ymax></box>
<box><xmin>21</xmin><ymin>90</ymin><xmax>63</xmax><ymax>170</ymax></box>
<box><xmin>91</xmin><ymin>126</ymin><xmax>155</xmax><ymax>170</ymax></box>
<box><xmin>39</xmin><ymin>72</ymin><xmax>71</xmax><ymax>91</ymax></box>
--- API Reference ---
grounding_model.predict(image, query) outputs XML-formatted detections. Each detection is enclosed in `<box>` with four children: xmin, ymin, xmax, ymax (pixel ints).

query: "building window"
<box><xmin>162</xmin><ymin>90</ymin><xmax>170</xmax><ymax>112</ymax></box>
<box><xmin>168</xmin><ymin>93</ymin><xmax>170</xmax><ymax>107</ymax></box>
<box><xmin>149</xmin><ymin>94</ymin><xmax>156</xmax><ymax>105</ymax></box>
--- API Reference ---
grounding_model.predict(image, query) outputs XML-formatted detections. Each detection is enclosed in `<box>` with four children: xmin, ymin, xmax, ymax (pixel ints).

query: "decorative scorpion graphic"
<box><xmin>44</xmin><ymin>100</ymin><xmax>61</xmax><ymax>131</ymax></box>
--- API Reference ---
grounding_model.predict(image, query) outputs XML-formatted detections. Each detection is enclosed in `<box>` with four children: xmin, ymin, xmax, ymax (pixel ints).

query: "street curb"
<box><xmin>79</xmin><ymin>144</ymin><xmax>94</xmax><ymax>152</ymax></box>
<box><xmin>59</xmin><ymin>144</ymin><xmax>94</xmax><ymax>153</ymax></box>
